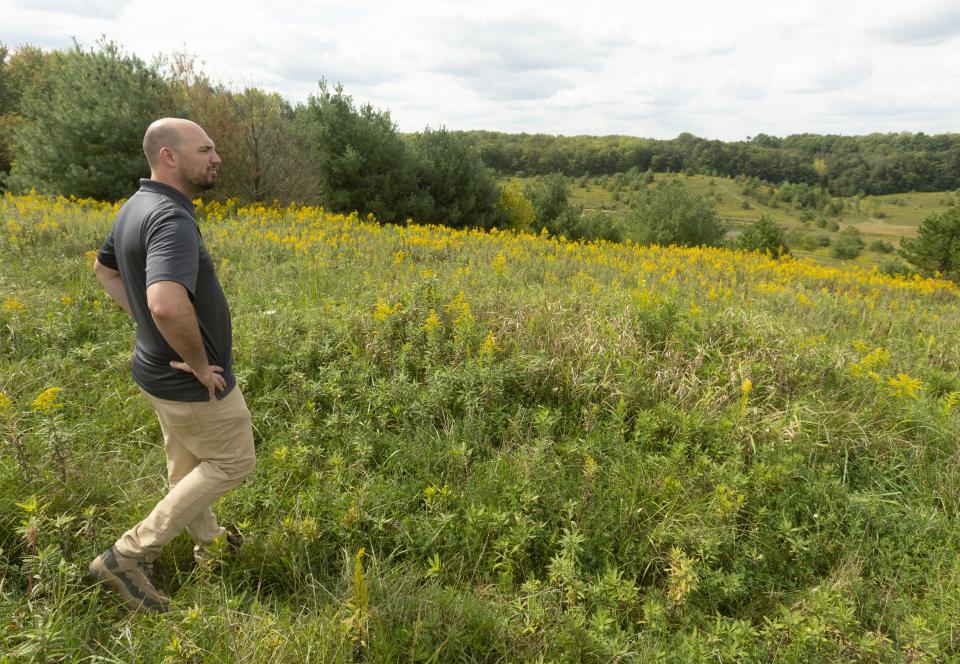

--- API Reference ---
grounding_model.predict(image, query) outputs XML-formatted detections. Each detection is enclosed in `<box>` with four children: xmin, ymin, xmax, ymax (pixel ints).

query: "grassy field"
<box><xmin>514</xmin><ymin>173</ymin><xmax>959</xmax><ymax>270</ymax></box>
<box><xmin>2</xmin><ymin>192</ymin><xmax>960</xmax><ymax>661</ymax></box>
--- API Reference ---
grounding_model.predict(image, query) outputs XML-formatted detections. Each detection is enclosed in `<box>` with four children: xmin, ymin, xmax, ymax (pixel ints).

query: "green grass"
<box><xmin>2</xmin><ymin>193</ymin><xmax>960</xmax><ymax>661</ymax></box>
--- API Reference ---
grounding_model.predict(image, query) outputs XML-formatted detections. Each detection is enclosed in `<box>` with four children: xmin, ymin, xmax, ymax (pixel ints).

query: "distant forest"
<box><xmin>457</xmin><ymin>130</ymin><xmax>960</xmax><ymax>196</ymax></box>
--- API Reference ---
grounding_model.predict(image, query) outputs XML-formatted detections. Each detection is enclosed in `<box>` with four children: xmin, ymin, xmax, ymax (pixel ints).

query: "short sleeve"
<box><xmin>97</xmin><ymin>230</ymin><xmax>118</xmax><ymax>270</ymax></box>
<box><xmin>145</xmin><ymin>214</ymin><xmax>200</xmax><ymax>296</ymax></box>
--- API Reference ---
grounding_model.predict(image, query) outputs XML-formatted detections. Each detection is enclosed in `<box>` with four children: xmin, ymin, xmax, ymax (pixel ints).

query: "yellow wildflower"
<box><xmin>422</xmin><ymin>309</ymin><xmax>442</xmax><ymax>334</ymax></box>
<box><xmin>31</xmin><ymin>387</ymin><xmax>64</xmax><ymax>414</ymax></box>
<box><xmin>373</xmin><ymin>301</ymin><xmax>396</xmax><ymax>322</ymax></box>
<box><xmin>3</xmin><ymin>297</ymin><xmax>26</xmax><ymax>313</ymax></box>
<box><xmin>445</xmin><ymin>291</ymin><xmax>474</xmax><ymax>327</ymax></box>
<box><xmin>850</xmin><ymin>347</ymin><xmax>890</xmax><ymax>376</ymax></box>
<box><xmin>0</xmin><ymin>390</ymin><xmax>12</xmax><ymax>413</ymax></box>
<box><xmin>491</xmin><ymin>251</ymin><xmax>507</xmax><ymax>275</ymax></box>
<box><xmin>887</xmin><ymin>373</ymin><xmax>922</xmax><ymax>399</ymax></box>
<box><xmin>61</xmin><ymin>296</ymin><xmax>73</xmax><ymax>305</ymax></box>
<box><xmin>479</xmin><ymin>330</ymin><xmax>499</xmax><ymax>358</ymax></box>
<box><xmin>942</xmin><ymin>392</ymin><xmax>960</xmax><ymax>416</ymax></box>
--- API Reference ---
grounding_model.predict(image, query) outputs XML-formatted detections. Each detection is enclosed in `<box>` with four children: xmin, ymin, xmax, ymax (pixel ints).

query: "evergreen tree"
<box><xmin>410</xmin><ymin>127</ymin><xmax>504</xmax><ymax>229</ymax></box>
<box><xmin>7</xmin><ymin>40</ymin><xmax>168</xmax><ymax>199</ymax></box>
<box><xmin>899</xmin><ymin>206</ymin><xmax>960</xmax><ymax>279</ymax></box>
<box><xmin>0</xmin><ymin>45</ymin><xmax>51</xmax><ymax>189</ymax></box>
<box><xmin>300</xmin><ymin>81</ymin><xmax>427</xmax><ymax>222</ymax></box>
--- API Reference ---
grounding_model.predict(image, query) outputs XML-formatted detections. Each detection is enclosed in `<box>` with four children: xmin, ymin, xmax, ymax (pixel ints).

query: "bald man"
<box><xmin>89</xmin><ymin>119</ymin><xmax>256</xmax><ymax>613</ymax></box>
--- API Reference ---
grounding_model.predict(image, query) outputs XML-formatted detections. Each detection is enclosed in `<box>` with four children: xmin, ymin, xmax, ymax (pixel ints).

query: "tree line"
<box><xmin>2</xmin><ymin>40</ymin><xmax>959</xmax><ymax>281</ymax></box>
<box><xmin>457</xmin><ymin>130</ymin><xmax>960</xmax><ymax>197</ymax></box>
<box><xmin>0</xmin><ymin>40</ymin><xmax>505</xmax><ymax>231</ymax></box>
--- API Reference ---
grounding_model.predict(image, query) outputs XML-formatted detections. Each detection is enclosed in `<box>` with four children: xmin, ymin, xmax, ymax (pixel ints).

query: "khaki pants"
<box><xmin>114</xmin><ymin>387</ymin><xmax>256</xmax><ymax>562</ymax></box>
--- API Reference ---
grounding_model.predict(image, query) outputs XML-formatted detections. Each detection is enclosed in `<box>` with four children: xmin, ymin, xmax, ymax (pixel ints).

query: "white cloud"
<box><xmin>715</xmin><ymin>73</ymin><xmax>768</xmax><ymax>102</ymax></box>
<box><xmin>13</xmin><ymin>0</ymin><xmax>131</xmax><ymax>19</ymax></box>
<box><xmin>944</xmin><ymin>52</ymin><xmax>960</xmax><ymax>76</ymax></box>
<box><xmin>781</xmin><ymin>52</ymin><xmax>874</xmax><ymax>94</ymax></box>
<box><xmin>0</xmin><ymin>0</ymin><xmax>957</xmax><ymax>140</ymax></box>
<box><xmin>872</xmin><ymin>3</ymin><xmax>960</xmax><ymax>45</ymax></box>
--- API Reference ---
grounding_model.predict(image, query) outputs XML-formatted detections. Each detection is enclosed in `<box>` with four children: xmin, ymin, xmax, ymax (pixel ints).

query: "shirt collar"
<box><xmin>138</xmin><ymin>179</ymin><xmax>195</xmax><ymax>215</ymax></box>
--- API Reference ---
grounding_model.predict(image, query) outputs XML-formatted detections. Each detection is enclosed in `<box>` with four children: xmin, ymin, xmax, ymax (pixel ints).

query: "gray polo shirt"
<box><xmin>98</xmin><ymin>179</ymin><xmax>235</xmax><ymax>402</ymax></box>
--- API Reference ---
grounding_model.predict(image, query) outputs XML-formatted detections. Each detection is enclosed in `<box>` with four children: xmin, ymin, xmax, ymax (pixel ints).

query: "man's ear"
<box><xmin>159</xmin><ymin>146</ymin><xmax>177</xmax><ymax>168</ymax></box>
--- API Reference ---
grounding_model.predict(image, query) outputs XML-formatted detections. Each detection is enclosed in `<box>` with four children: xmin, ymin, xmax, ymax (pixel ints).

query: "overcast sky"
<box><xmin>2</xmin><ymin>0</ymin><xmax>958</xmax><ymax>140</ymax></box>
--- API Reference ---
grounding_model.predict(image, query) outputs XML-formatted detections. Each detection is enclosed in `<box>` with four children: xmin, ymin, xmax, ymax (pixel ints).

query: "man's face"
<box><xmin>174</xmin><ymin>126</ymin><xmax>221</xmax><ymax>193</ymax></box>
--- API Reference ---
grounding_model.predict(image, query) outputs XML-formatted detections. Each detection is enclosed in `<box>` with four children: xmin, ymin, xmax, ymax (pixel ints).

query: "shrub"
<box><xmin>879</xmin><ymin>257</ymin><xmax>914</xmax><ymax>277</ymax></box>
<box><xmin>496</xmin><ymin>182</ymin><xmax>534</xmax><ymax>232</ymax></box>
<box><xmin>525</xmin><ymin>173</ymin><xmax>572</xmax><ymax>232</ymax></box>
<box><xmin>832</xmin><ymin>227</ymin><xmax>865</xmax><ymax>259</ymax></box>
<box><xmin>869</xmin><ymin>240</ymin><xmax>895</xmax><ymax>254</ymax></box>
<box><xmin>554</xmin><ymin>209</ymin><xmax>624</xmax><ymax>243</ymax></box>
<box><xmin>631</xmin><ymin>179</ymin><xmax>726</xmax><ymax>247</ymax></box>
<box><xmin>737</xmin><ymin>215</ymin><xmax>790</xmax><ymax>256</ymax></box>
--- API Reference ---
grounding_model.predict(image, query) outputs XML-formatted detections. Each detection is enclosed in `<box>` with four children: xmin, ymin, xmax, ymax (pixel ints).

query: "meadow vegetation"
<box><xmin>551</xmin><ymin>171</ymin><xmax>960</xmax><ymax>271</ymax></box>
<box><xmin>2</xmin><ymin>192</ymin><xmax>960</xmax><ymax>661</ymax></box>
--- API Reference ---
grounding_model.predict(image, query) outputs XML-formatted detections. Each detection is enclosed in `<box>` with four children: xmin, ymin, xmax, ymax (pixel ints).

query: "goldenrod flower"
<box><xmin>887</xmin><ymin>373</ymin><xmax>922</xmax><ymax>399</ymax></box>
<box><xmin>31</xmin><ymin>387</ymin><xmax>64</xmax><ymax>414</ymax></box>
<box><xmin>479</xmin><ymin>330</ymin><xmax>499</xmax><ymax>358</ymax></box>
<box><xmin>491</xmin><ymin>251</ymin><xmax>507</xmax><ymax>275</ymax></box>
<box><xmin>2</xmin><ymin>297</ymin><xmax>26</xmax><ymax>313</ymax></box>
<box><xmin>373</xmin><ymin>301</ymin><xmax>396</xmax><ymax>321</ymax></box>
<box><xmin>422</xmin><ymin>309</ymin><xmax>442</xmax><ymax>334</ymax></box>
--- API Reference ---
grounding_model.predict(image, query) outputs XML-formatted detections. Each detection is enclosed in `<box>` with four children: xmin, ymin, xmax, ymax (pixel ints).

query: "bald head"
<box><xmin>143</xmin><ymin>118</ymin><xmax>202</xmax><ymax>169</ymax></box>
<box><xmin>142</xmin><ymin>118</ymin><xmax>221</xmax><ymax>196</ymax></box>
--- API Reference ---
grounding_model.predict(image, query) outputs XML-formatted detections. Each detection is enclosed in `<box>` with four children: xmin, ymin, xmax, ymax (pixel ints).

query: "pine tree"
<box><xmin>7</xmin><ymin>40</ymin><xmax>169</xmax><ymax>199</ymax></box>
<box><xmin>899</xmin><ymin>206</ymin><xmax>960</xmax><ymax>280</ymax></box>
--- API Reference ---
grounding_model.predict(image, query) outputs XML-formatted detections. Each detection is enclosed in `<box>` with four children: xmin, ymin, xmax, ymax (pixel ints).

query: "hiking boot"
<box><xmin>89</xmin><ymin>546</ymin><xmax>170</xmax><ymax>613</ymax></box>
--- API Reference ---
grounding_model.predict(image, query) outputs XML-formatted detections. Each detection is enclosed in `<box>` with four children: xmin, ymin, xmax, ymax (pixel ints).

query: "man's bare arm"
<box><xmin>146</xmin><ymin>280</ymin><xmax>226</xmax><ymax>400</ymax></box>
<box><xmin>93</xmin><ymin>259</ymin><xmax>133</xmax><ymax>316</ymax></box>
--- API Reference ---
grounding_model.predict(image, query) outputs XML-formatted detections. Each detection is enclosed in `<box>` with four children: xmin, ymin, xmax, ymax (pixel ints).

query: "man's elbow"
<box><xmin>147</xmin><ymin>283</ymin><xmax>188</xmax><ymax>321</ymax></box>
<box><xmin>147</xmin><ymin>298</ymin><xmax>174</xmax><ymax>321</ymax></box>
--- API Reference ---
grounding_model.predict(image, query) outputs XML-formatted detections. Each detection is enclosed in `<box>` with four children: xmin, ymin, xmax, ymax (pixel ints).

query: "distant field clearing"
<box><xmin>854</xmin><ymin>220</ymin><xmax>919</xmax><ymax>237</ymax></box>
